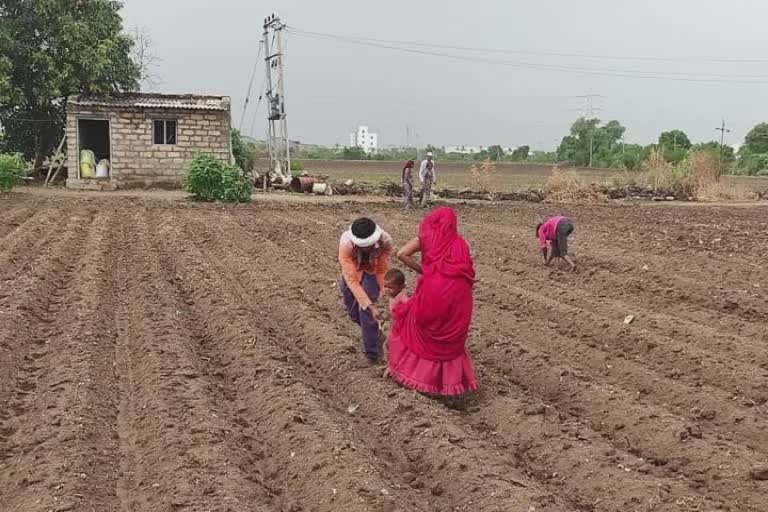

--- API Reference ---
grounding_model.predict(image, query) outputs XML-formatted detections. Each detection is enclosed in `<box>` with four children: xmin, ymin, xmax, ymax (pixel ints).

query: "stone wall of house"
<box><xmin>66</xmin><ymin>105</ymin><xmax>232</xmax><ymax>188</ymax></box>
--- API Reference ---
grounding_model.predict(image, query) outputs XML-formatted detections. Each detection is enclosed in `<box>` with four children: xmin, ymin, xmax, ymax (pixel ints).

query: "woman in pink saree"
<box><xmin>387</xmin><ymin>207</ymin><xmax>478</xmax><ymax>396</ymax></box>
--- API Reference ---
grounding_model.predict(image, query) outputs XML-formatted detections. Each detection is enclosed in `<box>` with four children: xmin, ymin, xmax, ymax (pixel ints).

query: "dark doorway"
<box><xmin>78</xmin><ymin>119</ymin><xmax>111</xmax><ymax>178</ymax></box>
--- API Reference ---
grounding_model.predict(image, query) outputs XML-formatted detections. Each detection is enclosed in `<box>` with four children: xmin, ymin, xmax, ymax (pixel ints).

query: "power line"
<box><xmin>248</xmin><ymin>75</ymin><xmax>268</xmax><ymax>138</ymax></box>
<box><xmin>286</xmin><ymin>28</ymin><xmax>768</xmax><ymax>84</ymax></box>
<box><xmin>239</xmin><ymin>39</ymin><xmax>264</xmax><ymax>132</ymax></box>
<box><xmin>288</xmin><ymin>27</ymin><xmax>768</xmax><ymax>64</ymax></box>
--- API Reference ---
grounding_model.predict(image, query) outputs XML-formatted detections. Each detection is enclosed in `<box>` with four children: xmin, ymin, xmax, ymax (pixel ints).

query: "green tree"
<box><xmin>658</xmin><ymin>130</ymin><xmax>692</xmax><ymax>152</ymax></box>
<box><xmin>694</xmin><ymin>141</ymin><xmax>735</xmax><ymax>163</ymax></box>
<box><xmin>342</xmin><ymin>146</ymin><xmax>368</xmax><ymax>160</ymax></box>
<box><xmin>557</xmin><ymin>118</ymin><xmax>626</xmax><ymax>167</ymax></box>
<box><xmin>510</xmin><ymin>145</ymin><xmax>530</xmax><ymax>161</ymax></box>
<box><xmin>0</xmin><ymin>0</ymin><xmax>140</xmax><ymax>167</ymax></box>
<box><xmin>658</xmin><ymin>130</ymin><xmax>692</xmax><ymax>163</ymax></box>
<box><xmin>487</xmin><ymin>145</ymin><xmax>504</xmax><ymax>161</ymax></box>
<box><xmin>742</xmin><ymin>123</ymin><xmax>768</xmax><ymax>155</ymax></box>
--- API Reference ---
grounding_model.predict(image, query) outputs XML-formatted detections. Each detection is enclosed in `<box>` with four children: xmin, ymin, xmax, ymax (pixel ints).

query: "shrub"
<box><xmin>219</xmin><ymin>164</ymin><xmax>252</xmax><ymax>203</ymax></box>
<box><xmin>290</xmin><ymin>160</ymin><xmax>305</xmax><ymax>172</ymax></box>
<box><xmin>0</xmin><ymin>153</ymin><xmax>24</xmax><ymax>192</ymax></box>
<box><xmin>183</xmin><ymin>153</ymin><xmax>251</xmax><ymax>203</ymax></box>
<box><xmin>640</xmin><ymin>148</ymin><xmax>694</xmax><ymax>195</ymax></box>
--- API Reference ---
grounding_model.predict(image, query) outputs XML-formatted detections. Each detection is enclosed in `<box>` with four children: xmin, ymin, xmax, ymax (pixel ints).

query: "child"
<box><xmin>536</xmin><ymin>216</ymin><xmax>576</xmax><ymax>272</ymax></box>
<box><xmin>381</xmin><ymin>269</ymin><xmax>409</xmax><ymax>374</ymax></box>
<box><xmin>383</xmin><ymin>268</ymin><xmax>409</xmax><ymax>311</ymax></box>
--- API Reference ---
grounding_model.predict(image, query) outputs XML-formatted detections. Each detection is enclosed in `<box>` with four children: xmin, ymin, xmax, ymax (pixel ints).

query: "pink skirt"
<box><xmin>386</xmin><ymin>332</ymin><xmax>478</xmax><ymax>396</ymax></box>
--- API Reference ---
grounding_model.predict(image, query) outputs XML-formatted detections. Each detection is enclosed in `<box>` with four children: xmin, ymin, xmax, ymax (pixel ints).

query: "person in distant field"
<box><xmin>419</xmin><ymin>152</ymin><xmax>436</xmax><ymax>207</ymax></box>
<box><xmin>402</xmin><ymin>160</ymin><xmax>416</xmax><ymax>209</ymax></box>
<box><xmin>338</xmin><ymin>217</ymin><xmax>394</xmax><ymax>363</ymax></box>
<box><xmin>536</xmin><ymin>215</ymin><xmax>576</xmax><ymax>271</ymax></box>
<box><xmin>386</xmin><ymin>207</ymin><xmax>478</xmax><ymax>396</ymax></box>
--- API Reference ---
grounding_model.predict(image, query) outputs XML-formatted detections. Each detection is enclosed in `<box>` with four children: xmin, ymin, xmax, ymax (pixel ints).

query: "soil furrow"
<box><xmin>478</xmin><ymin>262</ymin><xmax>768</xmax><ymax>404</ymax></box>
<box><xmin>112</xmin><ymin>207</ymin><xmax>273</xmax><ymax>512</ymax></box>
<box><xmin>0</xmin><ymin>209</ymin><xmax>107</xmax><ymax>511</ymax></box>
<box><xmin>0</xmin><ymin>206</ymin><xmax>68</xmax><ymax>282</ymax></box>
<box><xmin>0</xmin><ymin>202</ymin><xmax>35</xmax><ymax>239</ymax></box>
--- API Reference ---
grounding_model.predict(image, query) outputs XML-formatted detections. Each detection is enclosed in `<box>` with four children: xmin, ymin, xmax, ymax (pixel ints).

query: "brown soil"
<box><xmin>1</xmin><ymin>191</ymin><xmax>768</xmax><ymax>511</ymax></box>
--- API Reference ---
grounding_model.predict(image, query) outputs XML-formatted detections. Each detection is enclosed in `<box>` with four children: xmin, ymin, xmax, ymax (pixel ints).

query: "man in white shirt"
<box><xmin>419</xmin><ymin>152</ymin><xmax>436</xmax><ymax>207</ymax></box>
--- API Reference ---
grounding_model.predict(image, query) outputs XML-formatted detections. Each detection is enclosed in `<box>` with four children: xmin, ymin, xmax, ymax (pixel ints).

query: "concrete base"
<box><xmin>66</xmin><ymin>178</ymin><xmax>119</xmax><ymax>191</ymax></box>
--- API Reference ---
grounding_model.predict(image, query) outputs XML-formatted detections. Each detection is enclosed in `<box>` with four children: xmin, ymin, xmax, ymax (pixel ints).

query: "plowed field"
<box><xmin>1</xmin><ymin>192</ymin><xmax>768</xmax><ymax>512</ymax></box>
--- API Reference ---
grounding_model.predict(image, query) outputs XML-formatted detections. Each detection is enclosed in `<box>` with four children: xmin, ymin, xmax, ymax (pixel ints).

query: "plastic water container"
<box><xmin>96</xmin><ymin>159</ymin><xmax>110</xmax><ymax>178</ymax></box>
<box><xmin>80</xmin><ymin>150</ymin><xmax>95</xmax><ymax>179</ymax></box>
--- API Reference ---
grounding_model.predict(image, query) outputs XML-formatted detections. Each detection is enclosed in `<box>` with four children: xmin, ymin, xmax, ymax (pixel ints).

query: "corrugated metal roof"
<box><xmin>69</xmin><ymin>93</ymin><xmax>230</xmax><ymax>111</ymax></box>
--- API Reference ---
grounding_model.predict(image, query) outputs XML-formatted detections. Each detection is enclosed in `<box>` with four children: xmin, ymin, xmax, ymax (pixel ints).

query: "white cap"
<box><xmin>426</xmin><ymin>151</ymin><xmax>433</xmax><ymax>157</ymax></box>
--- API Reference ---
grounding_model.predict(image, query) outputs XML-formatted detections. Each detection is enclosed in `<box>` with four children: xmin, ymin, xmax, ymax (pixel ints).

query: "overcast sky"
<box><xmin>122</xmin><ymin>0</ymin><xmax>768</xmax><ymax>150</ymax></box>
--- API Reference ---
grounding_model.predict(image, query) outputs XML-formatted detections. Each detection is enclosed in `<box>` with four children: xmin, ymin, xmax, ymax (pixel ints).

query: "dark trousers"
<box><xmin>340</xmin><ymin>273</ymin><xmax>380</xmax><ymax>360</ymax></box>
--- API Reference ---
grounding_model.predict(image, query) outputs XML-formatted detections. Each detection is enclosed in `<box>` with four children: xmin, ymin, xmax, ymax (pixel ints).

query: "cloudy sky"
<box><xmin>122</xmin><ymin>0</ymin><xmax>768</xmax><ymax>150</ymax></box>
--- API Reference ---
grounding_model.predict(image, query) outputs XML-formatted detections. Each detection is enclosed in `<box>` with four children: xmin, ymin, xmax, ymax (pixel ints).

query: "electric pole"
<box><xmin>263</xmin><ymin>13</ymin><xmax>291</xmax><ymax>187</ymax></box>
<box><xmin>715</xmin><ymin>119</ymin><xmax>731</xmax><ymax>173</ymax></box>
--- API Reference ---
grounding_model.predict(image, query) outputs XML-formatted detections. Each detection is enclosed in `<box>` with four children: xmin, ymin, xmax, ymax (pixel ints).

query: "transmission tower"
<box><xmin>572</xmin><ymin>94</ymin><xmax>604</xmax><ymax>167</ymax></box>
<box><xmin>263</xmin><ymin>13</ymin><xmax>291</xmax><ymax>186</ymax></box>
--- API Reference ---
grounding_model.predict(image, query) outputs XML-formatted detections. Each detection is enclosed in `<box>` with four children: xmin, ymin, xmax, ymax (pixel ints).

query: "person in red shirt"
<box><xmin>536</xmin><ymin>216</ymin><xmax>576</xmax><ymax>271</ymax></box>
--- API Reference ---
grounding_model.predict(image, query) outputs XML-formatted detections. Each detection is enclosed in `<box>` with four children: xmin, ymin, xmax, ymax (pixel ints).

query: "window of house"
<box><xmin>153</xmin><ymin>120</ymin><xmax>177</xmax><ymax>145</ymax></box>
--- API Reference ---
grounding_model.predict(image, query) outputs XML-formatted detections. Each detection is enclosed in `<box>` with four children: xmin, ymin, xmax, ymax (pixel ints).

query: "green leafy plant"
<box><xmin>219</xmin><ymin>164</ymin><xmax>252</xmax><ymax>203</ymax></box>
<box><xmin>0</xmin><ymin>153</ymin><xmax>24</xmax><ymax>192</ymax></box>
<box><xmin>183</xmin><ymin>153</ymin><xmax>251</xmax><ymax>203</ymax></box>
<box><xmin>290</xmin><ymin>160</ymin><xmax>305</xmax><ymax>172</ymax></box>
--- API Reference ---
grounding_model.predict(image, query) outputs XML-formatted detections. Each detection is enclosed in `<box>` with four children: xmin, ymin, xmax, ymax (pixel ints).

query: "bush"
<box><xmin>0</xmin><ymin>153</ymin><xmax>24</xmax><ymax>192</ymax></box>
<box><xmin>183</xmin><ymin>153</ymin><xmax>251</xmax><ymax>203</ymax></box>
<box><xmin>290</xmin><ymin>160</ymin><xmax>305</xmax><ymax>172</ymax></box>
<box><xmin>219</xmin><ymin>164</ymin><xmax>252</xmax><ymax>203</ymax></box>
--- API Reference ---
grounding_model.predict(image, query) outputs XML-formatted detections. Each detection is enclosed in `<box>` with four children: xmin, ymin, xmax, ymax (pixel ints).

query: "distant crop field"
<box><xmin>288</xmin><ymin>159</ymin><xmax>768</xmax><ymax>193</ymax></box>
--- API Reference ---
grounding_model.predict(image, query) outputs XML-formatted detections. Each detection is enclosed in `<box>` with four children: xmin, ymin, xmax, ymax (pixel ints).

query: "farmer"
<box><xmin>339</xmin><ymin>217</ymin><xmax>394</xmax><ymax>363</ymax></box>
<box><xmin>536</xmin><ymin>215</ymin><xmax>577</xmax><ymax>271</ymax></box>
<box><xmin>386</xmin><ymin>207</ymin><xmax>478</xmax><ymax>396</ymax></box>
<box><xmin>419</xmin><ymin>152</ymin><xmax>436</xmax><ymax>207</ymax></box>
<box><xmin>402</xmin><ymin>160</ymin><xmax>416</xmax><ymax>208</ymax></box>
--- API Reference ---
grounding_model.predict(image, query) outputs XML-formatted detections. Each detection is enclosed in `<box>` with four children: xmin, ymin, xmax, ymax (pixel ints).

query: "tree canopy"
<box><xmin>742</xmin><ymin>123</ymin><xmax>768</xmax><ymax>155</ymax></box>
<box><xmin>510</xmin><ymin>145</ymin><xmax>530</xmax><ymax>161</ymax></box>
<box><xmin>556</xmin><ymin>118</ymin><xmax>626</xmax><ymax>167</ymax></box>
<box><xmin>0</xmin><ymin>0</ymin><xmax>140</xmax><ymax>165</ymax></box>
<box><xmin>658</xmin><ymin>130</ymin><xmax>692</xmax><ymax>151</ymax></box>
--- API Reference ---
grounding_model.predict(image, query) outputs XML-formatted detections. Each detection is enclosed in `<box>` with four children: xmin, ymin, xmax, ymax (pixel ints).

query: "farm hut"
<box><xmin>65</xmin><ymin>93</ymin><xmax>232</xmax><ymax>190</ymax></box>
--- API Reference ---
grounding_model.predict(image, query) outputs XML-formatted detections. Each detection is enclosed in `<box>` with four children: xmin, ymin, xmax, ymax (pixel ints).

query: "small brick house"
<box><xmin>65</xmin><ymin>93</ymin><xmax>232</xmax><ymax>190</ymax></box>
